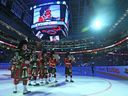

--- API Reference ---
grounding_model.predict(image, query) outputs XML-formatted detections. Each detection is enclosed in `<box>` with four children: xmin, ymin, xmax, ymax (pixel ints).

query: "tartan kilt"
<box><xmin>31</xmin><ymin>66</ymin><xmax>38</xmax><ymax>76</ymax></box>
<box><xmin>11</xmin><ymin>68</ymin><xmax>21</xmax><ymax>79</ymax></box>
<box><xmin>49</xmin><ymin>67</ymin><xmax>56</xmax><ymax>74</ymax></box>
<box><xmin>65</xmin><ymin>67</ymin><xmax>72</xmax><ymax>75</ymax></box>
<box><xmin>38</xmin><ymin>66</ymin><xmax>44</xmax><ymax>77</ymax></box>
<box><xmin>21</xmin><ymin>63</ymin><xmax>29</xmax><ymax>79</ymax></box>
<box><xmin>44</xmin><ymin>67</ymin><xmax>48</xmax><ymax>73</ymax></box>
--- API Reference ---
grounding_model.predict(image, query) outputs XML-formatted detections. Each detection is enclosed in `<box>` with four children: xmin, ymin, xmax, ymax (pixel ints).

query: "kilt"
<box><xmin>21</xmin><ymin>63</ymin><xmax>29</xmax><ymax>79</ymax></box>
<box><xmin>12</xmin><ymin>68</ymin><xmax>21</xmax><ymax>79</ymax></box>
<box><xmin>49</xmin><ymin>67</ymin><xmax>56</xmax><ymax>74</ymax></box>
<box><xmin>65</xmin><ymin>67</ymin><xmax>72</xmax><ymax>75</ymax></box>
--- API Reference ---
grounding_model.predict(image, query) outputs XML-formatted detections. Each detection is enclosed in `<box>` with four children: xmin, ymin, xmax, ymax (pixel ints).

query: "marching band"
<box><xmin>10</xmin><ymin>40</ymin><xmax>75</xmax><ymax>94</ymax></box>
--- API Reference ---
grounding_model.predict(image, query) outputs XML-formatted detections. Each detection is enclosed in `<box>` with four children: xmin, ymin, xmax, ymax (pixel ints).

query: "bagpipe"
<box><xmin>68</xmin><ymin>55</ymin><xmax>75</xmax><ymax>63</ymax></box>
<box><xmin>53</xmin><ymin>54</ymin><xmax>60</xmax><ymax>61</ymax></box>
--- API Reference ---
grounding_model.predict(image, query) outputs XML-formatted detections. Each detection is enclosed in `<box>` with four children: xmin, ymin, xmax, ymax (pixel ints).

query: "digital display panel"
<box><xmin>11</xmin><ymin>2</ymin><xmax>22</xmax><ymax>19</ymax></box>
<box><xmin>50</xmin><ymin>35</ymin><xmax>60</xmax><ymax>42</ymax></box>
<box><xmin>1</xmin><ymin>0</ymin><xmax>7</xmax><ymax>6</ymax></box>
<box><xmin>35</xmin><ymin>30</ymin><xmax>44</xmax><ymax>39</ymax></box>
<box><xmin>31</xmin><ymin>2</ymin><xmax>69</xmax><ymax>39</ymax></box>
<box><xmin>65</xmin><ymin>9</ymin><xmax>68</xmax><ymax>25</ymax></box>
<box><xmin>33</xmin><ymin>5</ymin><xmax>60</xmax><ymax>24</ymax></box>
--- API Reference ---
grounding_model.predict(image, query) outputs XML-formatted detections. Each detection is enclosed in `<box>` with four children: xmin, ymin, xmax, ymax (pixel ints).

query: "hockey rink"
<box><xmin>0</xmin><ymin>69</ymin><xmax>128</xmax><ymax>96</ymax></box>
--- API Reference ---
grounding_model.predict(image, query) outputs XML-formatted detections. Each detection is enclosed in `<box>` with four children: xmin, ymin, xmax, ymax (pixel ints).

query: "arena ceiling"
<box><xmin>17</xmin><ymin>0</ymin><xmax>128</xmax><ymax>39</ymax></box>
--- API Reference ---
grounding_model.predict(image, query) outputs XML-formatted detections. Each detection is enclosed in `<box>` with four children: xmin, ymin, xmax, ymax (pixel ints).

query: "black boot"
<box><xmin>65</xmin><ymin>79</ymin><xmax>69</xmax><ymax>82</ymax></box>
<box><xmin>13</xmin><ymin>91</ymin><xmax>17</xmax><ymax>93</ymax></box>
<box><xmin>33</xmin><ymin>83</ymin><xmax>40</xmax><ymax>86</ymax></box>
<box><xmin>70</xmin><ymin>80</ymin><xmax>74</xmax><ymax>82</ymax></box>
<box><xmin>28</xmin><ymin>83</ymin><xmax>32</xmax><ymax>86</ymax></box>
<box><xmin>23</xmin><ymin>90</ymin><xmax>31</xmax><ymax>94</ymax></box>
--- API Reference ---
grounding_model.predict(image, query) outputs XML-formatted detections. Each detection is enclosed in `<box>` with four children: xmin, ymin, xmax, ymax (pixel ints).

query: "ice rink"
<box><xmin>0</xmin><ymin>69</ymin><xmax>128</xmax><ymax>96</ymax></box>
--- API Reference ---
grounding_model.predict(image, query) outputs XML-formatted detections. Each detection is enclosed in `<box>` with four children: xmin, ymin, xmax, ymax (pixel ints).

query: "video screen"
<box><xmin>65</xmin><ymin>9</ymin><xmax>68</xmax><ymax>25</ymax></box>
<box><xmin>1</xmin><ymin>0</ymin><xmax>7</xmax><ymax>6</ymax></box>
<box><xmin>33</xmin><ymin>5</ymin><xmax>60</xmax><ymax>24</ymax></box>
<box><xmin>35</xmin><ymin>31</ymin><xmax>44</xmax><ymax>39</ymax></box>
<box><xmin>50</xmin><ymin>35</ymin><xmax>60</xmax><ymax>42</ymax></box>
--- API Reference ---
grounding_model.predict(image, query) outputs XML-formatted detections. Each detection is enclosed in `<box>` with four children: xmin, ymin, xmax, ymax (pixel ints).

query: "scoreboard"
<box><xmin>31</xmin><ymin>1</ymin><xmax>69</xmax><ymax>41</ymax></box>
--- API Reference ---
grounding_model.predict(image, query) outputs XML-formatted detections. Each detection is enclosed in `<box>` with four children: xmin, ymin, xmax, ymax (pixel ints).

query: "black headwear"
<box><xmin>18</xmin><ymin>40</ymin><xmax>28</xmax><ymax>49</ymax></box>
<box><xmin>50</xmin><ymin>50</ymin><xmax>55</xmax><ymax>54</ymax></box>
<box><xmin>65</xmin><ymin>52</ymin><xmax>70</xmax><ymax>58</ymax></box>
<box><xmin>42</xmin><ymin>48</ymin><xmax>47</xmax><ymax>54</ymax></box>
<box><xmin>49</xmin><ymin>50</ymin><xmax>55</xmax><ymax>58</ymax></box>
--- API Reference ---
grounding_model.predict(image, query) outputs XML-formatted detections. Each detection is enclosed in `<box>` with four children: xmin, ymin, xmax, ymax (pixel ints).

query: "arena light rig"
<box><xmin>91</xmin><ymin>19</ymin><xmax>103</xmax><ymax>30</ymax></box>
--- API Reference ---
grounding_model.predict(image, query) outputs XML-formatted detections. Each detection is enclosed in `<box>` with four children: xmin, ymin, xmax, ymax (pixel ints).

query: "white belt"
<box><xmin>25</xmin><ymin>60</ymin><xmax>30</xmax><ymax>64</ymax></box>
<box><xmin>66</xmin><ymin>63</ymin><xmax>71</xmax><ymax>65</ymax></box>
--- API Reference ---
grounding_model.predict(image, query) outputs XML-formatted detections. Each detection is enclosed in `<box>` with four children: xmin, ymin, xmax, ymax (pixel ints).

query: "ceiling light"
<box><xmin>57</xmin><ymin>1</ymin><xmax>60</xmax><ymax>4</ymax></box>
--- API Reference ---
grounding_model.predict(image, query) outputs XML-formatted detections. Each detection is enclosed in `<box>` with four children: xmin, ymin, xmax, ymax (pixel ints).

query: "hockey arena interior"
<box><xmin>0</xmin><ymin>0</ymin><xmax>128</xmax><ymax>96</ymax></box>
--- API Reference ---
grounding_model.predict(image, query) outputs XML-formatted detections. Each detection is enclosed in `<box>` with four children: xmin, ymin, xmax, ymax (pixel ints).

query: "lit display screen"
<box><xmin>50</xmin><ymin>35</ymin><xmax>60</xmax><ymax>42</ymax></box>
<box><xmin>65</xmin><ymin>9</ymin><xmax>68</xmax><ymax>25</ymax></box>
<box><xmin>33</xmin><ymin>5</ymin><xmax>60</xmax><ymax>24</ymax></box>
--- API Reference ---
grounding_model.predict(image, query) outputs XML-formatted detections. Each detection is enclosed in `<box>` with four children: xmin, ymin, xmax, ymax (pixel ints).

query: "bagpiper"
<box><xmin>10</xmin><ymin>51</ymin><xmax>22</xmax><ymax>93</ymax></box>
<box><xmin>64</xmin><ymin>52</ymin><xmax>75</xmax><ymax>82</ymax></box>
<box><xmin>48</xmin><ymin>51</ymin><xmax>60</xmax><ymax>82</ymax></box>
<box><xmin>41</xmin><ymin>49</ymin><xmax>49</xmax><ymax>84</ymax></box>
<box><xmin>28</xmin><ymin>49</ymin><xmax>39</xmax><ymax>86</ymax></box>
<box><xmin>11</xmin><ymin>40</ymin><xmax>31</xmax><ymax>94</ymax></box>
